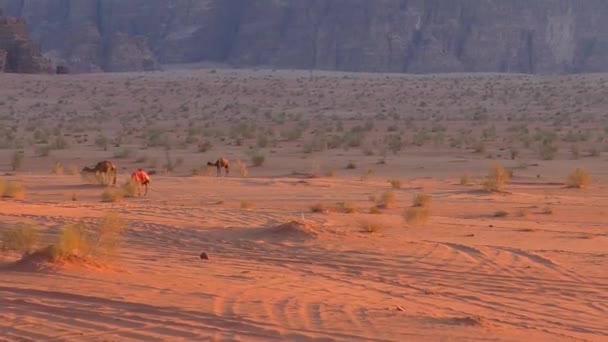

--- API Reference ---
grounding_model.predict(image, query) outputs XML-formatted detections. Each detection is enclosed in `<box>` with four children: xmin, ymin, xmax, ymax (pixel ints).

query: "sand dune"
<box><xmin>1</xmin><ymin>172</ymin><xmax>606</xmax><ymax>342</ymax></box>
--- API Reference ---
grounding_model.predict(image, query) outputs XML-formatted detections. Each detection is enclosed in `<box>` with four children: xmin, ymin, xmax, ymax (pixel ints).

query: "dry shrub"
<box><xmin>404</xmin><ymin>207</ymin><xmax>430</xmax><ymax>226</ymax></box>
<box><xmin>121</xmin><ymin>179</ymin><xmax>138</xmax><ymax>197</ymax></box>
<box><xmin>249</xmin><ymin>150</ymin><xmax>265</xmax><ymax>167</ymax></box>
<box><xmin>339</xmin><ymin>201</ymin><xmax>358</xmax><ymax>213</ymax></box>
<box><xmin>566</xmin><ymin>168</ymin><xmax>591</xmax><ymax>189</ymax></box>
<box><xmin>483</xmin><ymin>163</ymin><xmax>511</xmax><ymax>192</ymax></box>
<box><xmin>67</xmin><ymin>164</ymin><xmax>79</xmax><ymax>175</ymax></box>
<box><xmin>412</xmin><ymin>193</ymin><xmax>432</xmax><ymax>207</ymax></box>
<box><xmin>2</xmin><ymin>180</ymin><xmax>26</xmax><ymax>199</ymax></box>
<box><xmin>52</xmin><ymin>213</ymin><xmax>127</xmax><ymax>261</ymax></box>
<box><xmin>355</xmin><ymin>215</ymin><xmax>393</xmax><ymax>233</ymax></box>
<box><xmin>235</xmin><ymin>159</ymin><xmax>249</xmax><ymax>177</ymax></box>
<box><xmin>542</xmin><ymin>207</ymin><xmax>554</xmax><ymax>215</ymax></box>
<box><xmin>1</xmin><ymin>223</ymin><xmax>40</xmax><ymax>255</ymax></box>
<box><xmin>378</xmin><ymin>190</ymin><xmax>396</xmax><ymax>209</ymax></box>
<box><xmin>389</xmin><ymin>179</ymin><xmax>402</xmax><ymax>189</ymax></box>
<box><xmin>53</xmin><ymin>222</ymin><xmax>91</xmax><ymax>259</ymax></box>
<box><xmin>241</xmin><ymin>200</ymin><xmax>255</xmax><ymax>209</ymax></box>
<box><xmin>368</xmin><ymin>206</ymin><xmax>382</xmax><ymax>214</ymax></box>
<box><xmin>460</xmin><ymin>173</ymin><xmax>474</xmax><ymax>185</ymax></box>
<box><xmin>101</xmin><ymin>188</ymin><xmax>123</xmax><ymax>202</ymax></box>
<box><xmin>516</xmin><ymin>208</ymin><xmax>530</xmax><ymax>217</ymax></box>
<box><xmin>494</xmin><ymin>210</ymin><xmax>509</xmax><ymax>217</ymax></box>
<box><xmin>52</xmin><ymin>161</ymin><xmax>64</xmax><ymax>175</ymax></box>
<box><xmin>310</xmin><ymin>203</ymin><xmax>327</xmax><ymax>212</ymax></box>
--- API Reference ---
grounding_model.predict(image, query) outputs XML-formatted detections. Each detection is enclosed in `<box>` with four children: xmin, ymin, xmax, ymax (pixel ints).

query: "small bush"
<box><xmin>250</xmin><ymin>151</ymin><xmax>265</xmax><ymax>167</ymax></box>
<box><xmin>483</xmin><ymin>163</ymin><xmax>511</xmax><ymax>192</ymax></box>
<box><xmin>52</xmin><ymin>213</ymin><xmax>127</xmax><ymax>261</ymax></box>
<box><xmin>346</xmin><ymin>161</ymin><xmax>356</xmax><ymax>169</ymax></box>
<box><xmin>67</xmin><ymin>164</ymin><xmax>79</xmax><ymax>175</ymax></box>
<box><xmin>52</xmin><ymin>161</ymin><xmax>64</xmax><ymax>175</ymax></box>
<box><xmin>389</xmin><ymin>179</ymin><xmax>402</xmax><ymax>189</ymax></box>
<box><xmin>2</xmin><ymin>181</ymin><xmax>26</xmax><ymax>199</ymax></box>
<box><xmin>235</xmin><ymin>159</ymin><xmax>249</xmax><ymax>177</ymax></box>
<box><xmin>53</xmin><ymin>222</ymin><xmax>91</xmax><ymax>259</ymax></box>
<box><xmin>240</xmin><ymin>200</ymin><xmax>255</xmax><ymax>209</ymax></box>
<box><xmin>11</xmin><ymin>150</ymin><xmax>24</xmax><ymax>171</ymax></box>
<box><xmin>566</xmin><ymin>168</ymin><xmax>591</xmax><ymax>189</ymax></box>
<box><xmin>412</xmin><ymin>193</ymin><xmax>432</xmax><ymax>208</ymax></box>
<box><xmin>404</xmin><ymin>207</ymin><xmax>430</xmax><ymax>226</ymax></box>
<box><xmin>368</xmin><ymin>207</ymin><xmax>382</xmax><ymax>214</ymax></box>
<box><xmin>378</xmin><ymin>191</ymin><xmax>396</xmax><ymax>209</ymax></box>
<box><xmin>310</xmin><ymin>203</ymin><xmax>327</xmax><ymax>212</ymax></box>
<box><xmin>460</xmin><ymin>173</ymin><xmax>474</xmax><ymax>185</ymax></box>
<box><xmin>121</xmin><ymin>179</ymin><xmax>139</xmax><ymax>197</ymax></box>
<box><xmin>101</xmin><ymin>189</ymin><xmax>123</xmax><ymax>202</ymax></box>
<box><xmin>541</xmin><ymin>207</ymin><xmax>554</xmax><ymax>215</ymax></box>
<box><xmin>355</xmin><ymin>215</ymin><xmax>391</xmax><ymax>233</ymax></box>
<box><xmin>494</xmin><ymin>210</ymin><xmax>509</xmax><ymax>217</ymax></box>
<box><xmin>340</xmin><ymin>202</ymin><xmax>358</xmax><ymax>213</ymax></box>
<box><xmin>1</xmin><ymin>223</ymin><xmax>40</xmax><ymax>255</ymax></box>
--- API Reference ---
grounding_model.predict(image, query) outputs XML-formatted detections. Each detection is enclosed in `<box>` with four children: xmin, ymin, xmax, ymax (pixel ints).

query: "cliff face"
<box><xmin>1</xmin><ymin>0</ymin><xmax>607</xmax><ymax>74</ymax></box>
<box><xmin>0</xmin><ymin>9</ymin><xmax>50</xmax><ymax>73</ymax></box>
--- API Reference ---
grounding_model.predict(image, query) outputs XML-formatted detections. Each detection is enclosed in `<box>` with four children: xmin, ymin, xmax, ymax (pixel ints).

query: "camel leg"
<box><xmin>144</xmin><ymin>184</ymin><xmax>148</xmax><ymax>196</ymax></box>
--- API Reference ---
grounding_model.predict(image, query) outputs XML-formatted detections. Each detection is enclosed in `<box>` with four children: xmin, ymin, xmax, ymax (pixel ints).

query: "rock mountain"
<box><xmin>0</xmin><ymin>9</ymin><xmax>50</xmax><ymax>73</ymax></box>
<box><xmin>0</xmin><ymin>0</ymin><xmax>606</xmax><ymax>74</ymax></box>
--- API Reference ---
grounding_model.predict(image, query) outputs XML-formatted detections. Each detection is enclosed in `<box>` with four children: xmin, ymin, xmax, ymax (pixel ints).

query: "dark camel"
<box><xmin>82</xmin><ymin>160</ymin><xmax>117</xmax><ymax>185</ymax></box>
<box><xmin>207</xmin><ymin>157</ymin><xmax>229</xmax><ymax>177</ymax></box>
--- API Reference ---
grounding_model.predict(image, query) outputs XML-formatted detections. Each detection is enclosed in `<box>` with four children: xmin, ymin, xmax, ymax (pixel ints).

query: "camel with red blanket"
<box><xmin>131</xmin><ymin>168</ymin><xmax>151</xmax><ymax>196</ymax></box>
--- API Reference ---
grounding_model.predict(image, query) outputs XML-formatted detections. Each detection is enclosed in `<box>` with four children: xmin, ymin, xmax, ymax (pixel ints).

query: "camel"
<box><xmin>82</xmin><ymin>160</ymin><xmax>117</xmax><ymax>185</ymax></box>
<box><xmin>207</xmin><ymin>157</ymin><xmax>229</xmax><ymax>177</ymax></box>
<box><xmin>131</xmin><ymin>168</ymin><xmax>151</xmax><ymax>196</ymax></box>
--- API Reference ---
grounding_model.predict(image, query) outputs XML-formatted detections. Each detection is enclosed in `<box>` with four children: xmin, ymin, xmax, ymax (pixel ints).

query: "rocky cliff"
<box><xmin>1</xmin><ymin>0</ymin><xmax>607</xmax><ymax>74</ymax></box>
<box><xmin>0</xmin><ymin>9</ymin><xmax>50</xmax><ymax>73</ymax></box>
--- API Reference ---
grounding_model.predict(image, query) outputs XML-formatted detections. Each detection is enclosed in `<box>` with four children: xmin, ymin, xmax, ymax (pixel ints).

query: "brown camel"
<box><xmin>207</xmin><ymin>157</ymin><xmax>229</xmax><ymax>177</ymax></box>
<box><xmin>82</xmin><ymin>160</ymin><xmax>117</xmax><ymax>185</ymax></box>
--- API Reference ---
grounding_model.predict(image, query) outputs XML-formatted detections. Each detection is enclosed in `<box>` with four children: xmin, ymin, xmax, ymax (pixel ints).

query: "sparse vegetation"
<box><xmin>460</xmin><ymin>173</ymin><xmax>474</xmax><ymax>185</ymax></box>
<box><xmin>377</xmin><ymin>191</ymin><xmax>396</xmax><ymax>209</ymax></box>
<box><xmin>412</xmin><ymin>193</ymin><xmax>432</xmax><ymax>208</ymax></box>
<box><xmin>483</xmin><ymin>163</ymin><xmax>511</xmax><ymax>192</ymax></box>
<box><xmin>494</xmin><ymin>210</ymin><xmax>509</xmax><ymax>217</ymax></box>
<box><xmin>1</xmin><ymin>223</ymin><xmax>40</xmax><ymax>255</ymax></box>
<box><xmin>389</xmin><ymin>179</ymin><xmax>402</xmax><ymax>189</ymax></box>
<box><xmin>566</xmin><ymin>168</ymin><xmax>591</xmax><ymax>189</ymax></box>
<box><xmin>355</xmin><ymin>215</ymin><xmax>392</xmax><ymax>233</ymax></box>
<box><xmin>249</xmin><ymin>150</ymin><xmax>265</xmax><ymax>167</ymax></box>
<box><xmin>240</xmin><ymin>200</ymin><xmax>255</xmax><ymax>209</ymax></box>
<box><xmin>2</xmin><ymin>180</ymin><xmax>26</xmax><ymax>199</ymax></box>
<box><xmin>235</xmin><ymin>159</ymin><xmax>249</xmax><ymax>177</ymax></box>
<box><xmin>101</xmin><ymin>188</ymin><xmax>124</xmax><ymax>202</ymax></box>
<box><xmin>11</xmin><ymin>150</ymin><xmax>24</xmax><ymax>171</ymax></box>
<box><xmin>404</xmin><ymin>207</ymin><xmax>430</xmax><ymax>226</ymax></box>
<box><xmin>310</xmin><ymin>203</ymin><xmax>328</xmax><ymax>213</ymax></box>
<box><xmin>339</xmin><ymin>201</ymin><xmax>358</xmax><ymax>213</ymax></box>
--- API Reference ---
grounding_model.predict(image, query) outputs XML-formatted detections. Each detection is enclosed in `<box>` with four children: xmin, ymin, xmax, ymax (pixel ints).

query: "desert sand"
<box><xmin>0</xmin><ymin>69</ymin><xmax>607</xmax><ymax>341</ymax></box>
